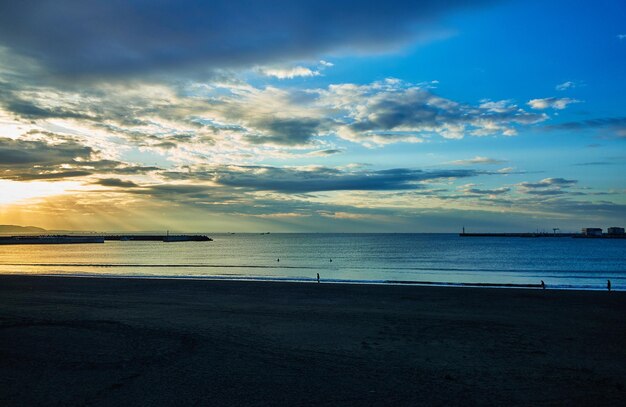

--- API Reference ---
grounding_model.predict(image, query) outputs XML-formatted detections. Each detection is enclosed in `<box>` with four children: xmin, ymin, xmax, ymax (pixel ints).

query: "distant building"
<box><xmin>582</xmin><ymin>228</ymin><xmax>603</xmax><ymax>236</ymax></box>
<box><xmin>607</xmin><ymin>227</ymin><xmax>625</xmax><ymax>235</ymax></box>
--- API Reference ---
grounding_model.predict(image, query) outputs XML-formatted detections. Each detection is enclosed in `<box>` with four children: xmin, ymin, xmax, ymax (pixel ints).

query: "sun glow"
<box><xmin>0</xmin><ymin>180</ymin><xmax>79</xmax><ymax>204</ymax></box>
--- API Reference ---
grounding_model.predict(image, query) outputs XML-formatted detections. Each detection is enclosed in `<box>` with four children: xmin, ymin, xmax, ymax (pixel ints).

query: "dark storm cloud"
<box><xmin>0</xmin><ymin>137</ymin><xmax>159</xmax><ymax>181</ymax></box>
<box><xmin>164</xmin><ymin>165</ymin><xmax>479</xmax><ymax>193</ymax></box>
<box><xmin>0</xmin><ymin>1</ymin><xmax>494</xmax><ymax>76</ymax></box>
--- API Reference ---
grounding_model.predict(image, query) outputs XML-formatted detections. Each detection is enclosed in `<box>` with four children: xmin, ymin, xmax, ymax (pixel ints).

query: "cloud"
<box><xmin>555</xmin><ymin>81</ymin><xmax>575</xmax><ymax>91</ymax></box>
<box><xmin>0</xmin><ymin>136</ymin><xmax>93</xmax><ymax>165</ymax></box>
<box><xmin>0</xmin><ymin>68</ymin><xmax>554</xmax><ymax>153</ymax></box>
<box><xmin>462</xmin><ymin>186</ymin><xmax>510</xmax><ymax>195</ymax></box>
<box><xmin>244</xmin><ymin>117</ymin><xmax>327</xmax><ymax>146</ymax></box>
<box><xmin>163</xmin><ymin>165</ymin><xmax>480</xmax><ymax>193</ymax></box>
<box><xmin>260</xmin><ymin>66</ymin><xmax>320</xmax><ymax>79</ymax></box>
<box><xmin>496</xmin><ymin>167</ymin><xmax>516</xmax><ymax>174</ymax></box>
<box><xmin>524</xmin><ymin>189</ymin><xmax>567</xmax><ymax>196</ymax></box>
<box><xmin>449</xmin><ymin>156</ymin><xmax>506</xmax><ymax>165</ymax></box>
<box><xmin>546</xmin><ymin>116</ymin><xmax>626</xmax><ymax>131</ymax></box>
<box><xmin>3</xmin><ymin>98</ymin><xmax>95</xmax><ymax>120</ymax></box>
<box><xmin>618</xmin><ymin>34</ymin><xmax>626</xmax><ymax>40</ymax></box>
<box><xmin>327</xmin><ymin>81</ymin><xmax>547</xmax><ymax>145</ymax></box>
<box><xmin>308</xmin><ymin>149</ymin><xmax>343</xmax><ymax>156</ymax></box>
<box><xmin>0</xmin><ymin>136</ymin><xmax>158</xmax><ymax>181</ymax></box>
<box><xmin>527</xmin><ymin>97</ymin><xmax>580</xmax><ymax>110</ymax></box>
<box><xmin>516</xmin><ymin>177</ymin><xmax>578</xmax><ymax>197</ymax></box>
<box><xmin>94</xmin><ymin>178</ymin><xmax>139</xmax><ymax>188</ymax></box>
<box><xmin>0</xmin><ymin>0</ymin><xmax>493</xmax><ymax>77</ymax></box>
<box><xmin>519</xmin><ymin>178</ymin><xmax>578</xmax><ymax>188</ymax></box>
<box><xmin>573</xmin><ymin>161</ymin><xmax>613</xmax><ymax>167</ymax></box>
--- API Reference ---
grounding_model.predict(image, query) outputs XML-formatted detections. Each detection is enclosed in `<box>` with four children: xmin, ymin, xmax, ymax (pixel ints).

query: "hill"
<box><xmin>0</xmin><ymin>225</ymin><xmax>47</xmax><ymax>234</ymax></box>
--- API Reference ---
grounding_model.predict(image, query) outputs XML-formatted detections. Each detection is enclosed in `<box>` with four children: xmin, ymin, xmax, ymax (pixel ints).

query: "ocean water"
<box><xmin>0</xmin><ymin>233</ymin><xmax>624</xmax><ymax>290</ymax></box>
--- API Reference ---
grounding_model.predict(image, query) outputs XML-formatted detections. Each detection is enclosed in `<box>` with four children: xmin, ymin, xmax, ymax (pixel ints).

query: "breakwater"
<box><xmin>0</xmin><ymin>236</ymin><xmax>105</xmax><ymax>245</ymax></box>
<box><xmin>0</xmin><ymin>234</ymin><xmax>212</xmax><ymax>244</ymax></box>
<box><xmin>459</xmin><ymin>232</ymin><xmax>577</xmax><ymax>238</ymax></box>
<box><xmin>460</xmin><ymin>232</ymin><xmax>626</xmax><ymax>239</ymax></box>
<box><xmin>103</xmin><ymin>235</ymin><xmax>212</xmax><ymax>242</ymax></box>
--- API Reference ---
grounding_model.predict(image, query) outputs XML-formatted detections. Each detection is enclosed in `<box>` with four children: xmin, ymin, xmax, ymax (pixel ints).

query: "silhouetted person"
<box><xmin>317</xmin><ymin>273</ymin><xmax>320</xmax><ymax>283</ymax></box>
<box><xmin>608</xmin><ymin>280</ymin><xmax>611</xmax><ymax>292</ymax></box>
<box><xmin>541</xmin><ymin>280</ymin><xmax>545</xmax><ymax>290</ymax></box>
<box><xmin>329</xmin><ymin>258</ymin><xmax>332</xmax><ymax>263</ymax></box>
<box><xmin>277</xmin><ymin>258</ymin><xmax>279</xmax><ymax>262</ymax></box>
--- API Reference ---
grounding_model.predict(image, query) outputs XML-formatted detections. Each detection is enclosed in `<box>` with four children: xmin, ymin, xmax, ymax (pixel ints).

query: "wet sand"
<box><xmin>1</xmin><ymin>275</ymin><xmax>625</xmax><ymax>406</ymax></box>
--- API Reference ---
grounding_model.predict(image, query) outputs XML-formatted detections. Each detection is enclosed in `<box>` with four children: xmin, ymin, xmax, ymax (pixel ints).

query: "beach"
<box><xmin>1</xmin><ymin>275</ymin><xmax>625</xmax><ymax>406</ymax></box>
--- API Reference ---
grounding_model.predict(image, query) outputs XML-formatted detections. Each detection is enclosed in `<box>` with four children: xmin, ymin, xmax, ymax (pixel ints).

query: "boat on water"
<box><xmin>0</xmin><ymin>235</ymin><xmax>105</xmax><ymax>245</ymax></box>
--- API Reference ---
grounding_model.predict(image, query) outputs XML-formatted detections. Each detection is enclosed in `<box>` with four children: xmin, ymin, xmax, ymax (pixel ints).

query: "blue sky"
<box><xmin>0</xmin><ymin>0</ymin><xmax>624</xmax><ymax>232</ymax></box>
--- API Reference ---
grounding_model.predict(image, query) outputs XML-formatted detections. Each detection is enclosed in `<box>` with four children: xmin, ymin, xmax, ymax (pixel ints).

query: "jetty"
<box><xmin>459</xmin><ymin>226</ymin><xmax>626</xmax><ymax>239</ymax></box>
<box><xmin>104</xmin><ymin>234</ymin><xmax>212</xmax><ymax>242</ymax></box>
<box><xmin>0</xmin><ymin>234</ymin><xmax>212</xmax><ymax>245</ymax></box>
<box><xmin>0</xmin><ymin>236</ymin><xmax>105</xmax><ymax>245</ymax></box>
<box><xmin>459</xmin><ymin>232</ymin><xmax>577</xmax><ymax>238</ymax></box>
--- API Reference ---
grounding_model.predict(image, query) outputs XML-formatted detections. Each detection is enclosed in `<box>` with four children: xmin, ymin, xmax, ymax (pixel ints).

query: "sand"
<box><xmin>1</xmin><ymin>275</ymin><xmax>625</xmax><ymax>406</ymax></box>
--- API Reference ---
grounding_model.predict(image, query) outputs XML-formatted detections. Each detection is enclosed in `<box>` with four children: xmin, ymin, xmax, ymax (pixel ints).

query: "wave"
<box><xmin>1</xmin><ymin>262</ymin><xmax>624</xmax><ymax>275</ymax></box>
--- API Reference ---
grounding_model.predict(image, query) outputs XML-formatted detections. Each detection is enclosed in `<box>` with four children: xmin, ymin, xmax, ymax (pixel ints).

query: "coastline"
<box><xmin>1</xmin><ymin>275</ymin><xmax>626</xmax><ymax>406</ymax></box>
<box><xmin>0</xmin><ymin>271</ymin><xmax>619</xmax><ymax>291</ymax></box>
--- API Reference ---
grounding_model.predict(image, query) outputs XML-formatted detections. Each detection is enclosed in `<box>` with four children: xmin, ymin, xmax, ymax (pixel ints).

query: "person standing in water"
<box><xmin>608</xmin><ymin>280</ymin><xmax>611</xmax><ymax>292</ymax></box>
<box><xmin>317</xmin><ymin>273</ymin><xmax>320</xmax><ymax>283</ymax></box>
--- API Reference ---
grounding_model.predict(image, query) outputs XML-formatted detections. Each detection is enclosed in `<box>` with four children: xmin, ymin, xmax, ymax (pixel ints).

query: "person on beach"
<box><xmin>317</xmin><ymin>273</ymin><xmax>320</xmax><ymax>283</ymax></box>
<box><xmin>608</xmin><ymin>280</ymin><xmax>611</xmax><ymax>292</ymax></box>
<box><xmin>541</xmin><ymin>280</ymin><xmax>545</xmax><ymax>290</ymax></box>
<box><xmin>277</xmin><ymin>258</ymin><xmax>279</xmax><ymax>262</ymax></box>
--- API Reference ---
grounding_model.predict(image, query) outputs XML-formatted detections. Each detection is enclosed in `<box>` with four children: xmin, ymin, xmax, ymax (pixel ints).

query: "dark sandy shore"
<box><xmin>1</xmin><ymin>276</ymin><xmax>625</xmax><ymax>406</ymax></box>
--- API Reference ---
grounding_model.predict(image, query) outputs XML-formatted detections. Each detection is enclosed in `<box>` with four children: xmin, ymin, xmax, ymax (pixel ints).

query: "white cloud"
<box><xmin>527</xmin><ymin>97</ymin><xmax>580</xmax><ymax>110</ymax></box>
<box><xmin>497</xmin><ymin>167</ymin><xmax>515</xmax><ymax>174</ymax></box>
<box><xmin>555</xmin><ymin>81</ymin><xmax>575</xmax><ymax>91</ymax></box>
<box><xmin>325</xmin><ymin>80</ymin><xmax>547</xmax><ymax>145</ymax></box>
<box><xmin>449</xmin><ymin>156</ymin><xmax>507</xmax><ymax>165</ymax></box>
<box><xmin>260</xmin><ymin>66</ymin><xmax>320</xmax><ymax>79</ymax></box>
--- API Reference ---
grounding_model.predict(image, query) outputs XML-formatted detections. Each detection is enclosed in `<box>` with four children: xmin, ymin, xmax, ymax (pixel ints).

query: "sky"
<box><xmin>0</xmin><ymin>0</ymin><xmax>624</xmax><ymax>232</ymax></box>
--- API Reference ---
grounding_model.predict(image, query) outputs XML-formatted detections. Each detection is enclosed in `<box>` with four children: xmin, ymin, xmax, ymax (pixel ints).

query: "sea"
<box><xmin>1</xmin><ymin>233</ymin><xmax>625</xmax><ymax>290</ymax></box>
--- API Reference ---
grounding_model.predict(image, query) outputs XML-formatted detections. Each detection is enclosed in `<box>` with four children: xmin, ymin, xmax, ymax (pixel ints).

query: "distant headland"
<box><xmin>0</xmin><ymin>225</ymin><xmax>47</xmax><ymax>234</ymax></box>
